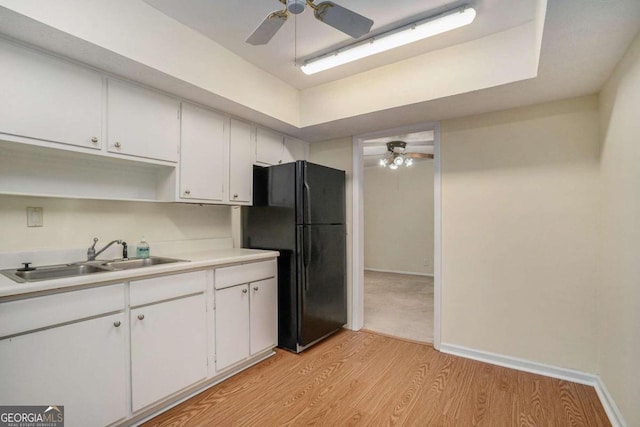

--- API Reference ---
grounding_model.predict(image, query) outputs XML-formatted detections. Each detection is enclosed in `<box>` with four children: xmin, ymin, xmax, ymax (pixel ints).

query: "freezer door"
<box><xmin>297</xmin><ymin>224</ymin><xmax>347</xmax><ymax>347</ymax></box>
<box><xmin>298</xmin><ymin>161</ymin><xmax>345</xmax><ymax>225</ymax></box>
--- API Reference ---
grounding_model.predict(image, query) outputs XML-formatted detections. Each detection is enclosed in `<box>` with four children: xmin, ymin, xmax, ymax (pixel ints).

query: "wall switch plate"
<box><xmin>27</xmin><ymin>207</ymin><xmax>43</xmax><ymax>227</ymax></box>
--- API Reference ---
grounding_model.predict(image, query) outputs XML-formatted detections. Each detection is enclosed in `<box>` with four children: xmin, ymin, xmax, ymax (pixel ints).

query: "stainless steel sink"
<box><xmin>101</xmin><ymin>256</ymin><xmax>187</xmax><ymax>270</ymax></box>
<box><xmin>3</xmin><ymin>264</ymin><xmax>113</xmax><ymax>283</ymax></box>
<box><xmin>1</xmin><ymin>256</ymin><xmax>189</xmax><ymax>283</ymax></box>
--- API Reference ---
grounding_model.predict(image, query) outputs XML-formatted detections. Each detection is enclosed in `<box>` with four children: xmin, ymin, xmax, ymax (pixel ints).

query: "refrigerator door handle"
<box><xmin>303</xmin><ymin>180</ymin><xmax>311</xmax><ymax>224</ymax></box>
<box><xmin>303</xmin><ymin>226</ymin><xmax>311</xmax><ymax>290</ymax></box>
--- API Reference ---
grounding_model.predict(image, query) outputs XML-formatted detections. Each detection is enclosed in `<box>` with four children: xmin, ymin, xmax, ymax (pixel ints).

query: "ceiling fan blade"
<box><xmin>407</xmin><ymin>153</ymin><xmax>434</xmax><ymax>159</ymax></box>
<box><xmin>313</xmin><ymin>1</ymin><xmax>373</xmax><ymax>38</ymax></box>
<box><xmin>246</xmin><ymin>10</ymin><xmax>288</xmax><ymax>45</ymax></box>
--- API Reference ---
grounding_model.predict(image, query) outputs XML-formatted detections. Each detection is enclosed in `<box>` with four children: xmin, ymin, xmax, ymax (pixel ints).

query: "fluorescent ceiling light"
<box><xmin>301</xmin><ymin>6</ymin><xmax>477</xmax><ymax>75</ymax></box>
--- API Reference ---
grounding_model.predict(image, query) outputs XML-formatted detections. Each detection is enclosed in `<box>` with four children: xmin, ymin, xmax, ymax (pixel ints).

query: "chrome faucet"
<box><xmin>87</xmin><ymin>238</ymin><xmax>128</xmax><ymax>261</ymax></box>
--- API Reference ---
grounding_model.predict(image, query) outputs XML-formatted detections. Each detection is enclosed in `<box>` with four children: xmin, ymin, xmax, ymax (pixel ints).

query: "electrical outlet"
<box><xmin>27</xmin><ymin>207</ymin><xmax>43</xmax><ymax>227</ymax></box>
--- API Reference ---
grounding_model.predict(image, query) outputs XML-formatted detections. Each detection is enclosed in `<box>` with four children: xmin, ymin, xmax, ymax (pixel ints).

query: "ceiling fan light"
<box><xmin>379</xmin><ymin>158</ymin><xmax>387</xmax><ymax>167</ymax></box>
<box><xmin>405</xmin><ymin>158</ymin><xmax>414</xmax><ymax>167</ymax></box>
<box><xmin>286</xmin><ymin>0</ymin><xmax>306</xmax><ymax>15</ymax></box>
<box><xmin>389</xmin><ymin>163</ymin><xmax>398</xmax><ymax>170</ymax></box>
<box><xmin>393</xmin><ymin>155</ymin><xmax>404</xmax><ymax>166</ymax></box>
<box><xmin>301</xmin><ymin>6</ymin><xmax>476</xmax><ymax>75</ymax></box>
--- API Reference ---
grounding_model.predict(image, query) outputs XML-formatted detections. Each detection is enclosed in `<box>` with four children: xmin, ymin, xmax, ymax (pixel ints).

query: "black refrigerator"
<box><xmin>242</xmin><ymin>161</ymin><xmax>347</xmax><ymax>353</ymax></box>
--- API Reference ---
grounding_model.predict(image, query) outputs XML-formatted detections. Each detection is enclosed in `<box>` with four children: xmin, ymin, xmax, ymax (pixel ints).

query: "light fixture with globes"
<box><xmin>379</xmin><ymin>141</ymin><xmax>432</xmax><ymax>169</ymax></box>
<box><xmin>301</xmin><ymin>5</ymin><xmax>477</xmax><ymax>75</ymax></box>
<box><xmin>379</xmin><ymin>152</ymin><xmax>414</xmax><ymax>170</ymax></box>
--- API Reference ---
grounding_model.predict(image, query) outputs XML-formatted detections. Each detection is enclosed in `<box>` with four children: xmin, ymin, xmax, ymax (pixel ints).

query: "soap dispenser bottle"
<box><xmin>136</xmin><ymin>237</ymin><xmax>150</xmax><ymax>259</ymax></box>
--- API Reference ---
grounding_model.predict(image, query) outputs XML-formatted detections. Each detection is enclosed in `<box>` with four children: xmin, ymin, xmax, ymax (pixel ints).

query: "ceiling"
<box><xmin>0</xmin><ymin>0</ymin><xmax>638</xmax><ymax>143</ymax></box>
<box><xmin>143</xmin><ymin>0</ymin><xmax>536</xmax><ymax>89</ymax></box>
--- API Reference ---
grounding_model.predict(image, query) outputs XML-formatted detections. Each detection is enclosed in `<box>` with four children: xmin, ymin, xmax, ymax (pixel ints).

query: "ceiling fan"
<box><xmin>380</xmin><ymin>141</ymin><xmax>433</xmax><ymax>169</ymax></box>
<box><xmin>246</xmin><ymin>0</ymin><xmax>374</xmax><ymax>46</ymax></box>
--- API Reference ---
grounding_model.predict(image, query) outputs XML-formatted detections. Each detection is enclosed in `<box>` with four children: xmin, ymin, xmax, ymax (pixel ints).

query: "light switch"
<box><xmin>27</xmin><ymin>207</ymin><xmax>43</xmax><ymax>227</ymax></box>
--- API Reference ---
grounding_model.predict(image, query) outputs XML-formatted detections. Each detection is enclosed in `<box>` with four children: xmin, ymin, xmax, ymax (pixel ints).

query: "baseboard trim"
<box><xmin>364</xmin><ymin>268</ymin><xmax>434</xmax><ymax>277</ymax></box>
<box><xmin>594</xmin><ymin>376</ymin><xmax>627</xmax><ymax>427</ymax></box>
<box><xmin>439</xmin><ymin>343</ymin><xmax>626</xmax><ymax>427</ymax></box>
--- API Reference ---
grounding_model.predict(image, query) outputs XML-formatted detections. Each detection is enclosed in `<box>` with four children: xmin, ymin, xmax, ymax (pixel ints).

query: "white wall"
<box><xmin>308</xmin><ymin>138</ymin><xmax>354</xmax><ymax>327</ymax></box>
<box><xmin>364</xmin><ymin>161</ymin><xmax>434</xmax><ymax>275</ymax></box>
<box><xmin>0</xmin><ymin>195</ymin><xmax>231</xmax><ymax>252</ymax></box>
<box><xmin>440</xmin><ymin>96</ymin><xmax>601</xmax><ymax>373</ymax></box>
<box><xmin>598</xmin><ymin>30</ymin><xmax>640</xmax><ymax>427</ymax></box>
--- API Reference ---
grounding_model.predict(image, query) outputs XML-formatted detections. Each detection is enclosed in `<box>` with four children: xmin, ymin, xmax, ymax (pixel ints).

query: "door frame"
<box><xmin>351</xmin><ymin>122</ymin><xmax>442</xmax><ymax>350</ymax></box>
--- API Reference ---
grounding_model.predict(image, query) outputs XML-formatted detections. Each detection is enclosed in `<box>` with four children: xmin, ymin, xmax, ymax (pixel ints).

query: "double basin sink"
<box><xmin>1</xmin><ymin>256</ymin><xmax>188</xmax><ymax>283</ymax></box>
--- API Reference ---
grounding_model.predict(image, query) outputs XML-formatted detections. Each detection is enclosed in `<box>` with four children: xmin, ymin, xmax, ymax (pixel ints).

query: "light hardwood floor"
<box><xmin>144</xmin><ymin>330</ymin><xmax>610</xmax><ymax>426</ymax></box>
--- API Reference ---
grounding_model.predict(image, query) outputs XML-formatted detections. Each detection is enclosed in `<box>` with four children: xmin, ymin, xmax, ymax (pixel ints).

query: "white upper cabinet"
<box><xmin>229</xmin><ymin>119</ymin><xmax>254</xmax><ymax>204</ymax></box>
<box><xmin>256</xmin><ymin>127</ymin><xmax>309</xmax><ymax>166</ymax></box>
<box><xmin>255</xmin><ymin>127</ymin><xmax>285</xmax><ymax>165</ymax></box>
<box><xmin>180</xmin><ymin>103</ymin><xmax>227</xmax><ymax>202</ymax></box>
<box><xmin>107</xmin><ymin>79</ymin><xmax>180</xmax><ymax>162</ymax></box>
<box><xmin>283</xmin><ymin>136</ymin><xmax>310</xmax><ymax>164</ymax></box>
<box><xmin>0</xmin><ymin>39</ymin><xmax>103</xmax><ymax>150</ymax></box>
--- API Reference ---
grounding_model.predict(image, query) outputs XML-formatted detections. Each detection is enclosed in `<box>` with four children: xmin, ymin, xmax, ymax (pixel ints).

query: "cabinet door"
<box><xmin>107</xmin><ymin>79</ymin><xmax>180</xmax><ymax>162</ymax></box>
<box><xmin>180</xmin><ymin>103</ymin><xmax>226</xmax><ymax>201</ymax></box>
<box><xmin>229</xmin><ymin>119</ymin><xmax>253</xmax><ymax>204</ymax></box>
<box><xmin>215</xmin><ymin>284</ymin><xmax>250</xmax><ymax>371</ymax></box>
<box><xmin>250</xmin><ymin>278</ymin><xmax>278</xmax><ymax>355</ymax></box>
<box><xmin>0</xmin><ymin>313</ymin><xmax>127</xmax><ymax>427</ymax></box>
<box><xmin>283</xmin><ymin>137</ymin><xmax>309</xmax><ymax>163</ymax></box>
<box><xmin>131</xmin><ymin>293</ymin><xmax>207</xmax><ymax>412</ymax></box>
<box><xmin>0</xmin><ymin>39</ymin><xmax>102</xmax><ymax>150</ymax></box>
<box><xmin>255</xmin><ymin>127</ymin><xmax>284</xmax><ymax>165</ymax></box>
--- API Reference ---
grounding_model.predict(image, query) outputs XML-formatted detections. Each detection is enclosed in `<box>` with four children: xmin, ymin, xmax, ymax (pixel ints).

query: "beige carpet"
<box><xmin>363</xmin><ymin>270</ymin><xmax>434</xmax><ymax>343</ymax></box>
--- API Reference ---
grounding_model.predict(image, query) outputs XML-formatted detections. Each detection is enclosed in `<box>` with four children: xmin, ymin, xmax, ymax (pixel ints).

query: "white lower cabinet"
<box><xmin>215</xmin><ymin>284</ymin><xmax>250</xmax><ymax>371</ymax></box>
<box><xmin>0</xmin><ymin>312</ymin><xmax>127</xmax><ymax>427</ymax></box>
<box><xmin>250</xmin><ymin>278</ymin><xmax>278</xmax><ymax>355</ymax></box>
<box><xmin>0</xmin><ymin>258</ymin><xmax>277</xmax><ymax>426</ymax></box>
<box><xmin>130</xmin><ymin>273</ymin><xmax>208</xmax><ymax>412</ymax></box>
<box><xmin>214</xmin><ymin>261</ymin><xmax>278</xmax><ymax>371</ymax></box>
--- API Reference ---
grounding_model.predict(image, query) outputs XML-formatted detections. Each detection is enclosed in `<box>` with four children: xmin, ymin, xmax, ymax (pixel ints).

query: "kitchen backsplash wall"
<box><xmin>0</xmin><ymin>195</ymin><xmax>232</xmax><ymax>252</ymax></box>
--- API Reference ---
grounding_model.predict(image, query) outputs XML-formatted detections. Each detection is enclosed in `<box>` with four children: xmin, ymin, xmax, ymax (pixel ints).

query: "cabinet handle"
<box><xmin>138</xmin><ymin>314</ymin><xmax>145</xmax><ymax>320</ymax></box>
<box><xmin>242</xmin><ymin>288</ymin><xmax>248</xmax><ymax>294</ymax></box>
<box><xmin>91</xmin><ymin>136</ymin><xmax>98</xmax><ymax>143</ymax></box>
<box><xmin>253</xmin><ymin>286</ymin><xmax>259</xmax><ymax>291</ymax></box>
<box><xmin>184</xmin><ymin>189</ymin><xmax>191</xmax><ymax>195</ymax></box>
<box><xmin>233</xmin><ymin>194</ymin><xmax>238</xmax><ymax>199</ymax></box>
<box><xmin>113</xmin><ymin>320</ymin><xmax>121</xmax><ymax>327</ymax></box>
<box><xmin>278</xmin><ymin>160</ymin><xmax>282</xmax><ymax>164</ymax></box>
<box><xmin>114</xmin><ymin>142</ymin><xmax>121</xmax><ymax>148</ymax></box>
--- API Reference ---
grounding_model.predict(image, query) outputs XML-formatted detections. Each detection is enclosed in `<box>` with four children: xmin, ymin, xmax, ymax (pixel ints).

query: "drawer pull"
<box><xmin>138</xmin><ymin>314</ymin><xmax>145</xmax><ymax>320</ymax></box>
<box><xmin>253</xmin><ymin>286</ymin><xmax>259</xmax><ymax>291</ymax></box>
<box><xmin>113</xmin><ymin>320</ymin><xmax>121</xmax><ymax>328</ymax></box>
<box><xmin>242</xmin><ymin>288</ymin><xmax>248</xmax><ymax>294</ymax></box>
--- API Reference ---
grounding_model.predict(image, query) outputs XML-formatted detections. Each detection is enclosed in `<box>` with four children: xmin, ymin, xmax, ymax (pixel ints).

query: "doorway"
<box><xmin>351</xmin><ymin>123</ymin><xmax>441</xmax><ymax>348</ymax></box>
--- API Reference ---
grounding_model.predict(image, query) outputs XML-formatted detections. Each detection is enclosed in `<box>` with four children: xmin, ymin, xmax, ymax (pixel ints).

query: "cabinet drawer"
<box><xmin>0</xmin><ymin>284</ymin><xmax>125</xmax><ymax>338</ymax></box>
<box><xmin>215</xmin><ymin>260</ymin><xmax>276</xmax><ymax>290</ymax></box>
<box><xmin>130</xmin><ymin>271</ymin><xmax>207</xmax><ymax>307</ymax></box>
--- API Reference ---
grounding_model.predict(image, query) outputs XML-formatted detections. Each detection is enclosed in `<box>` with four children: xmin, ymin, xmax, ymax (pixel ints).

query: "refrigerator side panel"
<box><xmin>242</xmin><ymin>164</ymin><xmax>297</xmax><ymax>251</ymax></box>
<box><xmin>276</xmin><ymin>249</ymin><xmax>299</xmax><ymax>352</ymax></box>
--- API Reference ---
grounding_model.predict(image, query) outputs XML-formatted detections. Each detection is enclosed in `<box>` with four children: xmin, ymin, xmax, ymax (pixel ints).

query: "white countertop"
<box><xmin>0</xmin><ymin>248</ymin><xmax>279</xmax><ymax>299</ymax></box>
